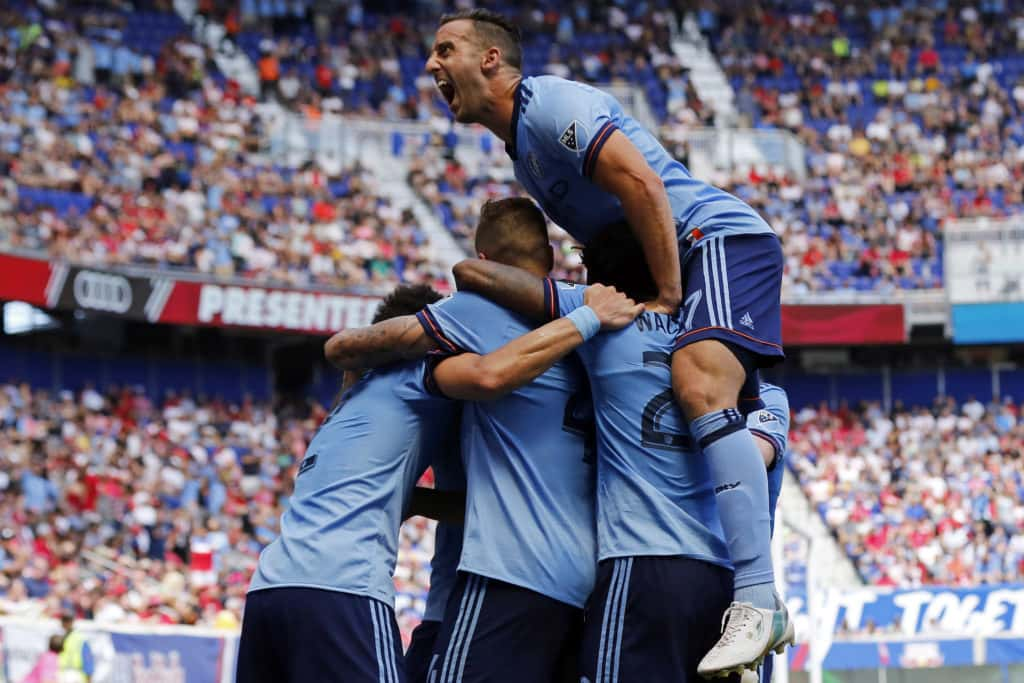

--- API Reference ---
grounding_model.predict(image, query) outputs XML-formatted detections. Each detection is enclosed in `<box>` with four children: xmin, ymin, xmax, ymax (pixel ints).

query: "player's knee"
<box><xmin>672</xmin><ymin>372</ymin><xmax>718</xmax><ymax>421</ymax></box>
<box><xmin>672</xmin><ymin>342</ymin><xmax>745</xmax><ymax>419</ymax></box>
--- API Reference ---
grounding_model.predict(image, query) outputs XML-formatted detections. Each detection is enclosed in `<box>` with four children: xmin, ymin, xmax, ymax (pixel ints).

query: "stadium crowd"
<box><xmin>669</xmin><ymin>0</ymin><xmax>1024</xmax><ymax>295</ymax></box>
<box><xmin>788</xmin><ymin>396</ymin><xmax>1024</xmax><ymax>589</ymax></box>
<box><xmin>407</xmin><ymin>147</ymin><xmax>587</xmax><ymax>281</ymax></box>
<box><xmin>2</xmin><ymin>366</ymin><xmax>1022</xmax><ymax>638</ymax></box>
<box><xmin>4</xmin><ymin>0</ymin><xmax>1004</xmax><ymax>297</ymax></box>
<box><xmin>0</xmin><ymin>2</ymin><xmax>447</xmax><ymax>294</ymax></box>
<box><xmin>0</xmin><ymin>378</ymin><xmax>436</xmax><ymax>642</ymax></box>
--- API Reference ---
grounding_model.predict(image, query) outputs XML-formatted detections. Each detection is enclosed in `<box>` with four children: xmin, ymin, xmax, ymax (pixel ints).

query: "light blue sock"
<box><xmin>691</xmin><ymin>408</ymin><xmax>775</xmax><ymax>609</ymax></box>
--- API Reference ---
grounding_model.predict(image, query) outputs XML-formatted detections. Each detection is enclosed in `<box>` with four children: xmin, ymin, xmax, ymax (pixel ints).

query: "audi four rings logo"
<box><xmin>72</xmin><ymin>270</ymin><xmax>133</xmax><ymax>313</ymax></box>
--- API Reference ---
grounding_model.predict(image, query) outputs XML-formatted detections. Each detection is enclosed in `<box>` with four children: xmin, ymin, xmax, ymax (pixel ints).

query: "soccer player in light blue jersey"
<box><xmin>238</xmin><ymin>284</ymin><xmax>456</xmax><ymax>683</ymax></box>
<box><xmin>455</xmin><ymin>226</ymin><xmax>793</xmax><ymax>681</ymax></box>
<box><xmin>324</xmin><ymin>198</ymin><xmax>643</xmax><ymax>682</ymax></box>
<box><xmin>246</xmin><ymin>269</ymin><xmax>636</xmax><ymax>683</ymax></box>
<box><xmin>426</xmin><ymin>9</ymin><xmax>788</xmax><ymax>675</ymax></box>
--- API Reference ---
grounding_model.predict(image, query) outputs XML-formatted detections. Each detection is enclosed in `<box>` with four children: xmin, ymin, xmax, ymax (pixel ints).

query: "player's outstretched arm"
<box><xmin>433</xmin><ymin>285</ymin><xmax>642</xmax><ymax>401</ymax></box>
<box><xmin>451</xmin><ymin>259</ymin><xmax>549</xmax><ymax>321</ymax></box>
<box><xmin>406</xmin><ymin>486</ymin><xmax>466</xmax><ymax>524</ymax></box>
<box><xmin>324</xmin><ymin>315</ymin><xmax>436</xmax><ymax>370</ymax></box>
<box><xmin>591</xmin><ymin>131</ymin><xmax>682</xmax><ymax>312</ymax></box>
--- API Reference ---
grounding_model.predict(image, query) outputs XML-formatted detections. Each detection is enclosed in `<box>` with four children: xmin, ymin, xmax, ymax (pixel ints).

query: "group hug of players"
<box><xmin>236</xmin><ymin>9</ymin><xmax>796</xmax><ymax>683</ymax></box>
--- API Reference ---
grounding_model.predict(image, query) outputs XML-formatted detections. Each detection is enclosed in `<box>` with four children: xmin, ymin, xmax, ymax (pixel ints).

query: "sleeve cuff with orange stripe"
<box><xmin>542</xmin><ymin>277</ymin><xmax>560</xmax><ymax>322</ymax></box>
<box><xmin>422</xmin><ymin>350</ymin><xmax>455</xmax><ymax>398</ymax></box>
<box><xmin>583</xmin><ymin>121</ymin><xmax>618</xmax><ymax>179</ymax></box>
<box><xmin>416</xmin><ymin>308</ymin><xmax>463</xmax><ymax>355</ymax></box>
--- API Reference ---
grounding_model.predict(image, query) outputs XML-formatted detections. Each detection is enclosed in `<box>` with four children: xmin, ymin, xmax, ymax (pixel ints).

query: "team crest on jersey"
<box><xmin>527</xmin><ymin>151</ymin><xmax>544</xmax><ymax>178</ymax></box>
<box><xmin>758</xmin><ymin>411</ymin><xmax>778</xmax><ymax>423</ymax></box>
<box><xmin>297</xmin><ymin>453</ymin><xmax>318</xmax><ymax>475</ymax></box>
<box><xmin>559</xmin><ymin>120</ymin><xmax>584</xmax><ymax>151</ymax></box>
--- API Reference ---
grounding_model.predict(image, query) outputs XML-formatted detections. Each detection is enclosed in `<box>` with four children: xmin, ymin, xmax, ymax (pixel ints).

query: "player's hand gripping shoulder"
<box><xmin>585</xmin><ymin>284</ymin><xmax>645</xmax><ymax>331</ymax></box>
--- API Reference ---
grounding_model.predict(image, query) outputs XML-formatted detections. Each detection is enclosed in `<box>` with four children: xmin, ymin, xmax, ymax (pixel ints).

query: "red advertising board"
<box><xmin>782</xmin><ymin>304</ymin><xmax>906</xmax><ymax>345</ymax></box>
<box><xmin>0</xmin><ymin>252</ymin><xmax>907</xmax><ymax>344</ymax></box>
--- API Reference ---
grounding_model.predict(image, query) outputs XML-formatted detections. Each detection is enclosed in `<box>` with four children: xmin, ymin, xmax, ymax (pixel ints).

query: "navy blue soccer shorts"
<box><xmin>237</xmin><ymin>587</ymin><xmax>405</xmax><ymax>683</ymax></box>
<box><xmin>427</xmin><ymin>572</ymin><xmax>582</xmax><ymax>683</ymax></box>
<box><xmin>673</xmin><ymin>233</ymin><xmax>784</xmax><ymax>414</ymax></box>
<box><xmin>405</xmin><ymin>619</ymin><xmax>440</xmax><ymax>683</ymax></box>
<box><xmin>580</xmin><ymin>556</ymin><xmax>740</xmax><ymax>683</ymax></box>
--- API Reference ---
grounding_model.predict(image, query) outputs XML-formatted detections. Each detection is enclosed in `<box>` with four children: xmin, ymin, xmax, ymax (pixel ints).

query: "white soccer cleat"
<box><xmin>697</xmin><ymin>597</ymin><xmax>795</xmax><ymax>679</ymax></box>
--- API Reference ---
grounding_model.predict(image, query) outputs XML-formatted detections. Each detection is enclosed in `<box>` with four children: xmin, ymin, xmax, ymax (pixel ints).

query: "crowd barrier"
<box><xmin>3</xmin><ymin>585</ymin><xmax>1024</xmax><ymax>682</ymax></box>
<box><xmin>0</xmin><ymin>617</ymin><xmax>238</xmax><ymax>683</ymax></box>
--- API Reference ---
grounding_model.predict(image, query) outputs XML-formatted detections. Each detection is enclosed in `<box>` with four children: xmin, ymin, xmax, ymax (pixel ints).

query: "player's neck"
<box><xmin>477</xmin><ymin>73</ymin><xmax>521</xmax><ymax>145</ymax></box>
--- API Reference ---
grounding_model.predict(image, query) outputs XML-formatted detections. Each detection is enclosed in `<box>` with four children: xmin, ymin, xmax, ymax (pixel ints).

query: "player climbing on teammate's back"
<box><xmin>427</xmin><ymin>9</ymin><xmax>790</xmax><ymax>676</ymax></box>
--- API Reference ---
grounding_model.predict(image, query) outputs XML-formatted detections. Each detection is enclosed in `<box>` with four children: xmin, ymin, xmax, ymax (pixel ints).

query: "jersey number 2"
<box><xmin>641</xmin><ymin>352</ymin><xmax>687</xmax><ymax>451</ymax></box>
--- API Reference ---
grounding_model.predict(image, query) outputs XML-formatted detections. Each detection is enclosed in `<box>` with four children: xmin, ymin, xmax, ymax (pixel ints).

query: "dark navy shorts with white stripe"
<box><xmin>237</xmin><ymin>587</ymin><xmax>405</xmax><ymax>683</ymax></box>
<box><xmin>674</xmin><ymin>233</ymin><xmax>784</xmax><ymax>366</ymax></box>
<box><xmin>428</xmin><ymin>572</ymin><xmax>582</xmax><ymax>683</ymax></box>
<box><xmin>580</xmin><ymin>555</ymin><xmax>736</xmax><ymax>683</ymax></box>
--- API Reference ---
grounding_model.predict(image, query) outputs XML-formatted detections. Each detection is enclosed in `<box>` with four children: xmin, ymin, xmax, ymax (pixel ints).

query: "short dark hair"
<box><xmin>475</xmin><ymin>198</ymin><xmax>552</xmax><ymax>271</ymax></box>
<box><xmin>372</xmin><ymin>284</ymin><xmax>443</xmax><ymax>323</ymax></box>
<box><xmin>582</xmin><ymin>223</ymin><xmax>657</xmax><ymax>301</ymax></box>
<box><xmin>439</xmin><ymin>9</ymin><xmax>522</xmax><ymax>71</ymax></box>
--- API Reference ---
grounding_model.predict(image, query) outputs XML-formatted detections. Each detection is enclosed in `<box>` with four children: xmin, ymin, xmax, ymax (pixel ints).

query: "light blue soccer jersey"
<box><xmin>747</xmin><ymin>382</ymin><xmax>790</xmax><ymax>537</ymax></box>
<box><xmin>249</xmin><ymin>361</ymin><xmax>457</xmax><ymax>607</ymax></box>
<box><xmin>545</xmin><ymin>280</ymin><xmax>730</xmax><ymax>566</ymax></box>
<box><xmin>422</xmin><ymin>448</ymin><xmax>466</xmax><ymax>623</ymax></box>
<box><xmin>417</xmin><ymin>292</ymin><xmax>597</xmax><ymax>608</ymax></box>
<box><xmin>507</xmin><ymin>75</ymin><xmax>772</xmax><ymax>246</ymax></box>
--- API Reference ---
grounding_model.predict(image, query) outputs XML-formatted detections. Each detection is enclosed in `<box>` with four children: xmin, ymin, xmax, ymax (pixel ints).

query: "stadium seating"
<box><xmin>5</xmin><ymin>367</ymin><xmax>1020</xmax><ymax>636</ymax></box>
<box><xmin>407</xmin><ymin>147</ymin><xmax>586</xmax><ymax>281</ymax></box>
<box><xmin>787</xmin><ymin>397</ymin><xmax>1024</xmax><ymax>587</ymax></box>
<box><xmin>683</xmin><ymin>0</ymin><xmax>1024</xmax><ymax>295</ymax></box>
<box><xmin>0</xmin><ymin>2</ymin><xmax>447</xmax><ymax>294</ymax></box>
<box><xmin>229</xmin><ymin>1</ymin><xmax>681</xmax><ymax>121</ymax></box>
<box><xmin>0</xmin><ymin>377</ymin><xmax>437</xmax><ymax>638</ymax></box>
<box><xmin>4</xmin><ymin>1</ymin><xmax>1005</xmax><ymax>294</ymax></box>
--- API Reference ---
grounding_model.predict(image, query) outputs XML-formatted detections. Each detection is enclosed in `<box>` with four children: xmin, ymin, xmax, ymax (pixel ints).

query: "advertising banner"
<box><xmin>951</xmin><ymin>302</ymin><xmax>1024</xmax><ymax>344</ymax></box>
<box><xmin>0</xmin><ymin>252</ymin><xmax>380</xmax><ymax>334</ymax></box>
<box><xmin>0</xmin><ymin>251</ymin><xmax>911</xmax><ymax>343</ymax></box>
<box><xmin>0</xmin><ymin>619</ymin><xmax>233</xmax><ymax>683</ymax></box>
<box><xmin>781</xmin><ymin>304</ymin><xmax>906</xmax><ymax>345</ymax></box>
<box><xmin>785</xmin><ymin>584</ymin><xmax>1024</xmax><ymax>671</ymax></box>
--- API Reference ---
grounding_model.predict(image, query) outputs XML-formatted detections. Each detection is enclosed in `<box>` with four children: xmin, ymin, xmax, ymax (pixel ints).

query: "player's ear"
<box><xmin>477</xmin><ymin>252</ymin><xmax>488</xmax><ymax>261</ymax></box>
<box><xmin>481</xmin><ymin>46</ymin><xmax>501</xmax><ymax>72</ymax></box>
